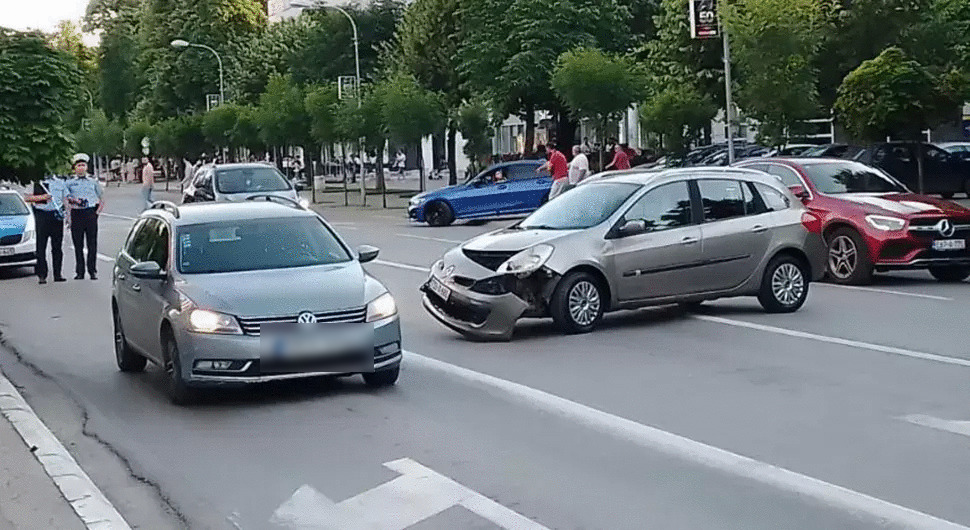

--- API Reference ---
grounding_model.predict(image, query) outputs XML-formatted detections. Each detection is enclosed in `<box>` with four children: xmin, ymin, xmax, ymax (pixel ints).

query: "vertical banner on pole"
<box><xmin>689</xmin><ymin>0</ymin><xmax>719</xmax><ymax>39</ymax></box>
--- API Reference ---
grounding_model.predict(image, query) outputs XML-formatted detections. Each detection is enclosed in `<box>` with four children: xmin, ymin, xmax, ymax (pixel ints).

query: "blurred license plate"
<box><xmin>0</xmin><ymin>248</ymin><xmax>13</xmax><ymax>256</ymax></box>
<box><xmin>428</xmin><ymin>277</ymin><xmax>450</xmax><ymax>301</ymax></box>
<box><xmin>260</xmin><ymin>323</ymin><xmax>371</xmax><ymax>360</ymax></box>
<box><xmin>933</xmin><ymin>239</ymin><xmax>966</xmax><ymax>251</ymax></box>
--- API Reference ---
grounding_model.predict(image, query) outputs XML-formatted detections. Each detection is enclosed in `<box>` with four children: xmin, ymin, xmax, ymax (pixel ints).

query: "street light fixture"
<box><xmin>170</xmin><ymin>39</ymin><xmax>225</xmax><ymax>106</ymax></box>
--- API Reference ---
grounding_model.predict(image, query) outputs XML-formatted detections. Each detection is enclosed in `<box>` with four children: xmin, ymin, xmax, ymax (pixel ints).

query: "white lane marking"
<box><xmin>396</xmin><ymin>233</ymin><xmax>463</xmax><ymax>244</ymax></box>
<box><xmin>694</xmin><ymin>315</ymin><xmax>970</xmax><ymax>369</ymax></box>
<box><xmin>0</xmin><ymin>373</ymin><xmax>131</xmax><ymax>529</ymax></box>
<box><xmin>370</xmin><ymin>259</ymin><xmax>431</xmax><ymax>273</ymax></box>
<box><xmin>270</xmin><ymin>458</ymin><xmax>547</xmax><ymax>530</ymax></box>
<box><xmin>901</xmin><ymin>415</ymin><xmax>970</xmax><ymax>439</ymax></box>
<box><xmin>406</xmin><ymin>352</ymin><xmax>969</xmax><ymax>530</ymax></box>
<box><xmin>816</xmin><ymin>282</ymin><xmax>953</xmax><ymax>301</ymax></box>
<box><xmin>98</xmin><ymin>213</ymin><xmax>136</xmax><ymax>221</ymax></box>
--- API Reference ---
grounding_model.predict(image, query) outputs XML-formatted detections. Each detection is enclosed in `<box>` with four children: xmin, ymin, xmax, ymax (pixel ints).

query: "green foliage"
<box><xmin>335</xmin><ymin>84</ymin><xmax>389</xmax><ymax>151</ymax></box>
<box><xmin>87</xmin><ymin>0</ymin><xmax>145</xmax><ymax>121</ymax></box>
<box><xmin>0</xmin><ymin>30</ymin><xmax>83</xmax><ymax>183</ymax></box>
<box><xmin>640</xmin><ymin>85</ymin><xmax>717</xmax><ymax>158</ymax></box>
<box><xmin>124</xmin><ymin>120</ymin><xmax>154</xmax><ymax>158</ymax></box>
<box><xmin>229</xmin><ymin>16</ymin><xmax>316</xmax><ymax>105</ymax></box>
<box><xmin>835</xmin><ymin>47</ymin><xmax>968</xmax><ymax>142</ymax></box>
<box><xmin>551</xmin><ymin>47</ymin><xmax>644</xmax><ymax>137</ymax></box>
<box><xmin>458</xmin><ymin>99</ymin><xmax>493</xmax><ymax>171</ymax></box>
<box><xmin>381</xmin><ymin>74</ymin><xmax>445</xmax><ymax>145</ymax></box>
<box><xmin>231</xmin><ymin>105</ymin><xmax>264</xmax><ymax>154</ymax></box>
<box><xmin>256</xmin><ymin>75</ymin><xmax>312</xmax><ymax>148</ymax></box>
<box><xmin>724</xmin><ymin>0</ymin><xmax>829</xmax><ymax>146</ymax></box>
<box><xmin>203</xmin><ymin>104</ymin><xmax>242</xmax><ymax>150</ymax></box>
<box><xmin>76</xmin><ymin>109</ymin><xmax>124</xmax><ymax>156</ymax></box>
<box><xmin>389</xmin><ymin>0</ymin><xmax>463</xmax><ymax>105</ymax></box>
<box><xmin>305</xmin><ymin>84</ymin><xmax>340</xmax><ymax>146</ymax></box>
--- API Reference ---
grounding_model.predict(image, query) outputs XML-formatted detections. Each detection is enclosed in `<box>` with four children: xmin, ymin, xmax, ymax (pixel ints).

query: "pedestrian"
<box><xmin>141</xmin><ymin>156</ymin><xmax>155</xmax><ymax>209</ymax></box>
<box><xmin>568</xmin><ymin>145</ymin><xmax>590</xmax><ymax>186</ymax></box>
<box><xmin>537</xmin><ymin>142</ymin><xmax>569</xmax><ymax>199</ymax></box>
<box><xmin>394</xmin><ymin>150</ymin><xmax>406</xmax><ymax>179</ymax></box>
<box><xmin>65</xmin><ymin>154</ymin><xmax>104</xmax><ymax>280</ymax></box>
<box><xmin>604</xmin><ymin>143</ymin><xmax>631</xmax><ymax>171</ymax></box>
<box><xmin>23</xmin><ymin>174</ymin><xmax>67</xmax><ymax>284</ymax></box>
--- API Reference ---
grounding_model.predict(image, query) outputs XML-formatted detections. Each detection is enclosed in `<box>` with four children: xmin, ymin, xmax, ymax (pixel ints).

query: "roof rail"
<box><xmin>244</xmin><ymin>194</ymin><xmax>307</xmax><ymax>210</ymax></box>
<box><xmin>149</xmin><ymin>200</ymin><xmax>180</xmax><ymax>218</ymax></box>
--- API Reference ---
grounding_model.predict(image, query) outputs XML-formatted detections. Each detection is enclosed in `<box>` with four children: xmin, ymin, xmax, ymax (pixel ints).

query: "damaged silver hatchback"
<box><xmin>421</xmin><ymin>168</ymin><xmax>826</xmax><ymax>340</ymax></box>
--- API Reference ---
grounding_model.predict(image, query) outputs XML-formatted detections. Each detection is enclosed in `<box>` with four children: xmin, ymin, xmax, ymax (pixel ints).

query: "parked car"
<box><xmin>770</xmin><ymin>144</ymin><xmax>817</xmax><ymax>157</ymax></box>
<box><xmin>408</xmin><ymin>160</ymin><xmax>551</xmax><ymax>226</ymax></box>
<box><xmin>420</xmin><ymin>168</ymin><xmax>826</xmax><ymax>341</ymax></box>
<box><xmin>181</xmin><ymin>163</ymin><xmax>307</xmax><ymax>206</ymax></box>
<box><xmin>802</xmin><ymin>144</ymin><xmax>866</xmax><ymax>159</ymax></box>
<box><xmin>849</xmin><ymin>143</ymin><xmax>970</xmax><ymax>198</ymax></box>
<box><xmin>0</xmin><ymin>187</ymin><xmax>36</xmax><ymax>271</ymax></box>
<box><xmin>938</xmin><ymin>142</ymin><xmax>970</xmax><ymax>162</ymax></box>
<box><xmin>736</xmin><ymin>158</ymin><xmax>970</xmax><ymax>284</ymax></box>
<box><xmin>111</xmin><ymin>197</ymin><xmax>401</xmax><ymax>405</ymax></box>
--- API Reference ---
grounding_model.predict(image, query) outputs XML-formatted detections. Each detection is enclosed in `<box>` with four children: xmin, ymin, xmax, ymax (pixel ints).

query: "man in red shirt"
<box><xmin>537</xmin><ymin>142</ymin><xmax>570</xmax><ymax>199</ymax></box>
<box><xmin>605</xmin><ymin>144</ymin><xmax>631</xmax><ymax>171</ymax></box>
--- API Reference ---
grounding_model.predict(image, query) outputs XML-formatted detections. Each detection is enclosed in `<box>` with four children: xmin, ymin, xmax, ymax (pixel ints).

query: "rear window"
<box><xmin>0</xmin><ymin>194</ymin><xmax>29</xmax><ymax>216</ymax></box>
<box><xmin>177</xmin><ymin>216</ymin><xmax>351</xmax><ymax>274</ymax></box>
<box><xmin>215</xmin><ymin>167</ymin><xmax>291</xmax><ymax>194</ymax></box>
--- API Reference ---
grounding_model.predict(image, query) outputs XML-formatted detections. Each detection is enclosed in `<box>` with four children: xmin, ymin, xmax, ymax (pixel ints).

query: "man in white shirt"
<box><xmin>568</xmin><ymin>145</ymin><xmax>589</xmax><ymax>185</ymax></box>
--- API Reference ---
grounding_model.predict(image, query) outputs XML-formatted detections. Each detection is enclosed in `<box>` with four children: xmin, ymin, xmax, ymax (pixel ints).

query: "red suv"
<box><xmin>736</xmin><ymin>158</ymin><xmax>970</xmax><ymax>284</ymax></box>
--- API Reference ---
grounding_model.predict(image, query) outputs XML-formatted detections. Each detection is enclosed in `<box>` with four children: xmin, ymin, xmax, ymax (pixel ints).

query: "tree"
<box><xmin>76</xmin><ymin>109</ymin><xmax>124</xmax><ymax>157</ymax></box>
<box><xmin>256</xmin><ymin>75</ymin><xmax>312</xmax><ymax>164</ymax></box>
<box><xmin>640</xmin><ymin>85</ymin><xmax>718</xmax><ymax>159</ymax></box>
<box><xmin>231</xmin><ymin>106</ymin><xmax>265</xmax><ymax>156</ymax></box>
<box><xmin>723</xmin><ymin>0</ymin><xmax>829</xmax><ymax>146</ymax></box>
<box><xmin>381</xmin><ymin>74</ymin><xmax>445</xmax><ymax>182</ymax></box>
<box><xmin>458</xmin><ymin>99</ymin><xmax>493</xmax><ymax>175</ymax></box>
<box><xmin>335</xmin><ymin>83</ymin><xmax>391</xmax><ymax>191</ymax></box>
<box><xmin>835</xmin><ymin>47</ymin><xmax>970</xmax><ymax>192</ymax></box>
<box><xmin>305</xmin><ymin>84</ymin><xmax>340</xmax><ymax>148</ymax></box>
<box><xmin>0</xmin><ymin>30</ymin><xmax>83</xmax><ymax>183</ymax></box>
<box><xmin>124</xmin><ymin>120</ymin><xmax>154</xmax><ymax>159</ymax></box>
<box><xmin>203</xmin><ymin>104</ymin><xmax>242</xmax><ymax>154</ymax></box>
<box><xmin>229</xmin><ymin>16</ymin><xmax>316</xmax><ymax>105</ymax></box>
<box><xmin>86</xmin><ymin>0</ymin><xmax>144</xmax><ymax>121</ymax></box>
<box><xmin>552</xmin><ymin>47</ymin><xmax>644</xmax><ymax>165</ymax></box>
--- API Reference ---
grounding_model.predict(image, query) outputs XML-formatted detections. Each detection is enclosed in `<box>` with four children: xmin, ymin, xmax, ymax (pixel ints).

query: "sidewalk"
<box><xmin>0</xmin><ymin>391</ymin><xmax>84</xmax><ymax>530</ymax></box>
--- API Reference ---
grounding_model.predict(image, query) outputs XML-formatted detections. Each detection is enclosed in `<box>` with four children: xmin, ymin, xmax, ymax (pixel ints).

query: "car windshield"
<box><xmin>176</xmin><ymin>216</ymin><xmax>352</xmax><ymax>274</ymax></box>
<box><xmin>0</xmin><ymin>194</ymin><xmax>29</xmax><ymax>216</ymax></box>
<box><xmin>801</xmin><ymin>161</ymin><xmax>908</xmax><ymax>194</ymax></box>
<box><xmin>215</xmin><ymin>167</ymin><xmax>291</xmax><ymax>194</ymax></box>
<box><xmin>518</xmin><ymin>183</ymin><xmax>640</xmax><ymax>230</ymax></box>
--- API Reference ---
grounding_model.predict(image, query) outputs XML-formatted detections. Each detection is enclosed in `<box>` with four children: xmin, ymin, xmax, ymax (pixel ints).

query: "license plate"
<box><xmin>0</xmin><ymin>247</ymin><xmax>14</xmax><ymax>256</ymax></box>
<box><xmin>260</xmin><ymin>324</ymin><xmax>371</xmax><ymax>360</ymax></box>
<box><xmin>932</xmin><ymin>239</ymin><xmax>966</xmax><ymax>251</ymax></box>
<box><xmin>428</xmin><ymin>277</ymin><xmax>451</xmax><ymax>301</ymax></box>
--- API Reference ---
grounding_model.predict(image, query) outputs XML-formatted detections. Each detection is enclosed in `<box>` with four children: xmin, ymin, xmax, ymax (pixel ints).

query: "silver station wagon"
<box><xmin>111</xmin><ymin>197</ymin><xmax>401</xmax><ymax>405</ymax></box>
<box><xmin>422</xmin><ymin>168</ymin><xmax>826</xmax><ymax>341</ymax></box>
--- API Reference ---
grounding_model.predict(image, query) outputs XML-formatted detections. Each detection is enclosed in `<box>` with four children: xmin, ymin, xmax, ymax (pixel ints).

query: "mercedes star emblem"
<box><xmin>936</xmin><ymin>219</ymin><xmax>956</xmax><ymax>238</ymax></box>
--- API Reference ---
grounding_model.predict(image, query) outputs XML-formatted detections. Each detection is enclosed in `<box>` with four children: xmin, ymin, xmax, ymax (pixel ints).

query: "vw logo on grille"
<box><xmin>297</xmin><ymin>312</ymin><xmax>318</xmax><ymax>324</ymax></box>
<box><xmin>936</xmin><ymin>219</ymin><xmax>956</xmax><ymax>238</ymax></box>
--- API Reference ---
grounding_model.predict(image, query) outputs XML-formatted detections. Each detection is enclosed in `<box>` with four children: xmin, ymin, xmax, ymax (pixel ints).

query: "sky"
<box><xmin>2</xmin><ymin>0</ymin><xmax>101</xmax><ymax>46</ymax></box>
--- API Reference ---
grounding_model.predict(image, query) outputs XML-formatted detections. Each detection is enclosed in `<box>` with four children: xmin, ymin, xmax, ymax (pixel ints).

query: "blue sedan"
<box><xmin>408</xmin><ymin>161</ymin><xmax>552</xmax><ymax>226</ymax></box>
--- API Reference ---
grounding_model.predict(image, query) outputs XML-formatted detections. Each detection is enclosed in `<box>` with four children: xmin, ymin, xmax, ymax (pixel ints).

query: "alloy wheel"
<box><xmin>771</xmin><ymin>263</ymin><xmax>805</xmax><ymax>306</ymax></box>
<box><xmin>828</xmin><ymin>235</ymin><xmax>858</xmax><ymax>279</ymax></box>
<box><xmin>568</xmin><ymin>281</ymin><xmax>601</xmax><ymax>326</ymax></box>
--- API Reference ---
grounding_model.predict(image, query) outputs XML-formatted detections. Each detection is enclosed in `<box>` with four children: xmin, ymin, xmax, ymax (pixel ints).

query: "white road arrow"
<box><xmin>901</xmin><ymin>414</ymin><xmax>970</xmax><ymax>439</ymax></box>
<box><xmin>270</xmin><ymin>458</ymin><xmax>548</xmax><ymax>530</ymax></box>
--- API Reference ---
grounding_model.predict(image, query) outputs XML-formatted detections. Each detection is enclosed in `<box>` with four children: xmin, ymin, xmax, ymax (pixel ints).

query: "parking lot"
<box><xmin>1</xmin><ymin>185</ymin><xmax>970</xmax><ymax>529</ymax></box>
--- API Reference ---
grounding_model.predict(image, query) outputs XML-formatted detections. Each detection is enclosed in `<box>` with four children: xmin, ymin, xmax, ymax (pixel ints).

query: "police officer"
<box><xmin>23</xmin><ymin>175</ymin><xmax>67</xmax><ymax>284</ymax></box>
<box><xmin>65</xmin><ymin>154</ymin><xmax>105</xmax><ymax>280</ymax></box>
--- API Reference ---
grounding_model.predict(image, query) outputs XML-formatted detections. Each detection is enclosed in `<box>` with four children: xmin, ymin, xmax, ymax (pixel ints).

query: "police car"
<box><xmin>0</xmin><ymin>187</ymin><xmax>36</xmax><ymax>270</ymax></box>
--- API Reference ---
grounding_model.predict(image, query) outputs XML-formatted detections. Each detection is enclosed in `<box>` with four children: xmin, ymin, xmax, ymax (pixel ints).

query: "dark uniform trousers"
<box><xmin>71</xmin><ymin>207</ymin><xmax>99</xmax><ymax>276</ymax></box>
<box><xmin>34</xmin><ymin>210</ymin><xmax>64</xmax><ymax>279</ymax></box>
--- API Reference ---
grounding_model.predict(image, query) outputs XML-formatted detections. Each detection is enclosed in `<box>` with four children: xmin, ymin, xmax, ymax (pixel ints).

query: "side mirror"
<box><xmin>789</xmin><ymin>185</ymin><xmax>810</xmax><ymax>200</ymax></box>
<box><xmin>617</xmin><ymin>219</ymin><xmax>648</xmax><ymax>238</ymax></box>
<box><xmin>357</xmin><ymin>245</ymin><xmax>380</xmax><ymax>263</ymax></box>
<box><xmin>130</xmin><ymin>261</ymin><xmax>166</xmax><ymax>280</ymax></box>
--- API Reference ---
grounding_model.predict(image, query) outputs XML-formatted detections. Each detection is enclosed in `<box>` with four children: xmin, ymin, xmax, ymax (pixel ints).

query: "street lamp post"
<box><xmin>170</xmin><ymin>39</ymin><xmax>225</xmax><ymax>105</ymax></box>
<box><xmin>291</xmin><ymin>1</ymin><xmax>365</xmax><ymax>204</ymax></box>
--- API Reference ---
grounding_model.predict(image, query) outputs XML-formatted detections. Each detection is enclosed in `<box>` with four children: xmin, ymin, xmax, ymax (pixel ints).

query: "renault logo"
<box><xmin>444</xmin><ymin>265</ymin><xmax>455</xmax><ymax>277</ymax></box>
<box><xmin>936</xmin><ymin>219</ymin><xmax>956</xmax><ymax>238</ymax></box>
<box><xmin>297</xmin><ymin>312</ymin><xmax>318</xmax><ymax>324</ymax></box>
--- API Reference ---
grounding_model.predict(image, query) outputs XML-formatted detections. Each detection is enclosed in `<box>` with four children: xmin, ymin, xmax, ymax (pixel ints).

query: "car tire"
<box><xmin>677</xmin><ymin>301</ymin><xmax>705</xmax><ymax>313</ymax></box>
<box><xmin>426</xmin><ymin>201</ymin><xmax>454</xmax><ymax>227</ymax></box>
<box><xmin>825</xmin><ymin>228</ymin><xmax>873</xmax><ymax>285</ymax></box>
<box><xmin>163</xmin><ymin>333</ymin><xmax>200</xmax><ymax>406</ymax></box>
<box><xmin>928</xmin><ymin>266</ymin><xmax>970</xmax><ymax>283</ymax></box>
<box><xmin>758</xmin><ymin>255</ymin><xmax>809</xmax><ymax>313</ymax></box>
<box><xmin>363</xmin><ymin>366</ymin><xmax>400</xmax><ymax>387</ymax></box>
<box><xmin>551</xmin><ymin>272</ymin><xmax>605</xmax><ymax>334</ymax></box>
<box><xmin>113</xmin><ymin>309</ymin><xmax>147</xmax><ymax>373</ymax></box>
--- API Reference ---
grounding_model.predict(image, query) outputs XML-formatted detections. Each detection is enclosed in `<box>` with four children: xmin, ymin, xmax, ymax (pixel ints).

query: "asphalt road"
<box><xmin>2</xmin><ymin>185</ymin><xmax>970</xmax><ymax>529</ymax></box>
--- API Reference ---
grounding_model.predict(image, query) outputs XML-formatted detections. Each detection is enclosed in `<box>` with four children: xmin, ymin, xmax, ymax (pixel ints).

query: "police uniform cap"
<box><xmin>72</xmin><ymin>153</ymin><xmax>90</xmax><ymax>166</ymax></box>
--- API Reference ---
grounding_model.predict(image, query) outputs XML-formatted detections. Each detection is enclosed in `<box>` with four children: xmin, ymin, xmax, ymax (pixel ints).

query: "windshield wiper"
<box><xmin>518</xmin><ymin>224</ymin><xmax>561</xmax><ymax>230</ymax></box>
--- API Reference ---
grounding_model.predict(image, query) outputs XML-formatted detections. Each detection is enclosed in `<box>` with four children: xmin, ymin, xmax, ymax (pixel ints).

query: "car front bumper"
<box><xmin>173</xmin><ymin>315</ymin><xmax>403</xmax><ymax>386</ymax></box>
<box><xmin>420</xmin><ymin>270</ymin><xmax>530</xmax><ymax>341</ymax></box>
<box><xmin>0</xmin><ymin>239</ymin><xmax>36</xmax><ymax>268</ymax></box>
<box><xmin>407</xmin><ymin>203</ymin><xmax>426</xmax><ymax>222</ymax></box>
<box><xmin>869</xmin><ymin>231</ymin><xmax>970</xmax><ymax>270</ymax></box>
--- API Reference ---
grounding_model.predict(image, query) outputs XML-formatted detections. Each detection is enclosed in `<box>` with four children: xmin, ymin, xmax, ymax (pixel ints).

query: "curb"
<box><xmin>0</xmin><ymin>372</ymin><xmax>130</xmax><ymax>530</ymax></box>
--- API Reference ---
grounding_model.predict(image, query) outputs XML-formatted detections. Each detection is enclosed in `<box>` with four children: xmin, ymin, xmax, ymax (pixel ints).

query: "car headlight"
<box><xmin>366</xmin><ymin>292</ymin><xmax>397</xmax><ymax>322</ymax></box>
<box><xmin>497</xmin><ymin>244</ymin><xmax>554</xmax><ymax>276</ymax></box>
<box><xmin>22</xmin><ymin>229</ymin><xmax>34</xmax><ymax>242</ymax></box>
<box><xmin>188</xmin><ymin>309</ymin><xmax>243</xmax><ymax>334</ymax></box>
<box><xmin>865</xmin><ymin>215</ymin><xmax>905</xmax><ymax>231</ymax></box>
<box><xmin>410</xmin><ymin>196</ymin><xmax>427</xmax><ymax>206</ymax></box>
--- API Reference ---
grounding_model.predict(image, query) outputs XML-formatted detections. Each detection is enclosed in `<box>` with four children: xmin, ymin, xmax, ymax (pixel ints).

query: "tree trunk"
<box><xmin>447</xmin><ymin>126</ymin><xmax>458</xmax><ymax>186</ymax></box>
<box><xmin>915</xmin><ymin>141</ymin><xmax>925</xmax><ymax>194</ymax></box>
<box><xmin>558</xmin><ymin>113</ymin><xmax>579</xmax><ymax>155</ymax></box>
<box><xmin>418</xmin><ymin>141</ymin><xmax>426</xmax><ymax>193</ymax></box>
<box><xmin>524</xmin><ymin>102</ymin><xmax>535</xmax><ymax>156</ymax></box>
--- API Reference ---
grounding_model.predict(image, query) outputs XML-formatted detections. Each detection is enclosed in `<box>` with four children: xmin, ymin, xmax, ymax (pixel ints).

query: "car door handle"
<box><xmin>131</xmin><ymin>283</ymin><xmax>141</xmax><ymax>292</ymax></box>
<box><xmin>117</xmin><ymin>273</ymin><xmax>126</xmax><ymax>281</ymax></box>
<box><xmin>681</xmin><ymin>237</ymin><xmax>699</xmax><ymax>245</ymax></box>
<box><xmin>751</xmin><ymin>225</ymin><xmax>768</xmax><ymax>233</ymax></box>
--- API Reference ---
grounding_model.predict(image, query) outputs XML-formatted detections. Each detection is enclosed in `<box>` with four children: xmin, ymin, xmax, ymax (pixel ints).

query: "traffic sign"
<box><xmin>338</xmin><ymin>76</ymin><xmax>358</xmax><ymax>100</ymax></box>
<box><xmin>207</xmin><ymin>94</ymin><xmax>221</xmax><ymax>111</ymax></box>
<box><xmin>689</xmin><ymin>0</ymin><xmax>719</xmax><ymax>39</ymax></box>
